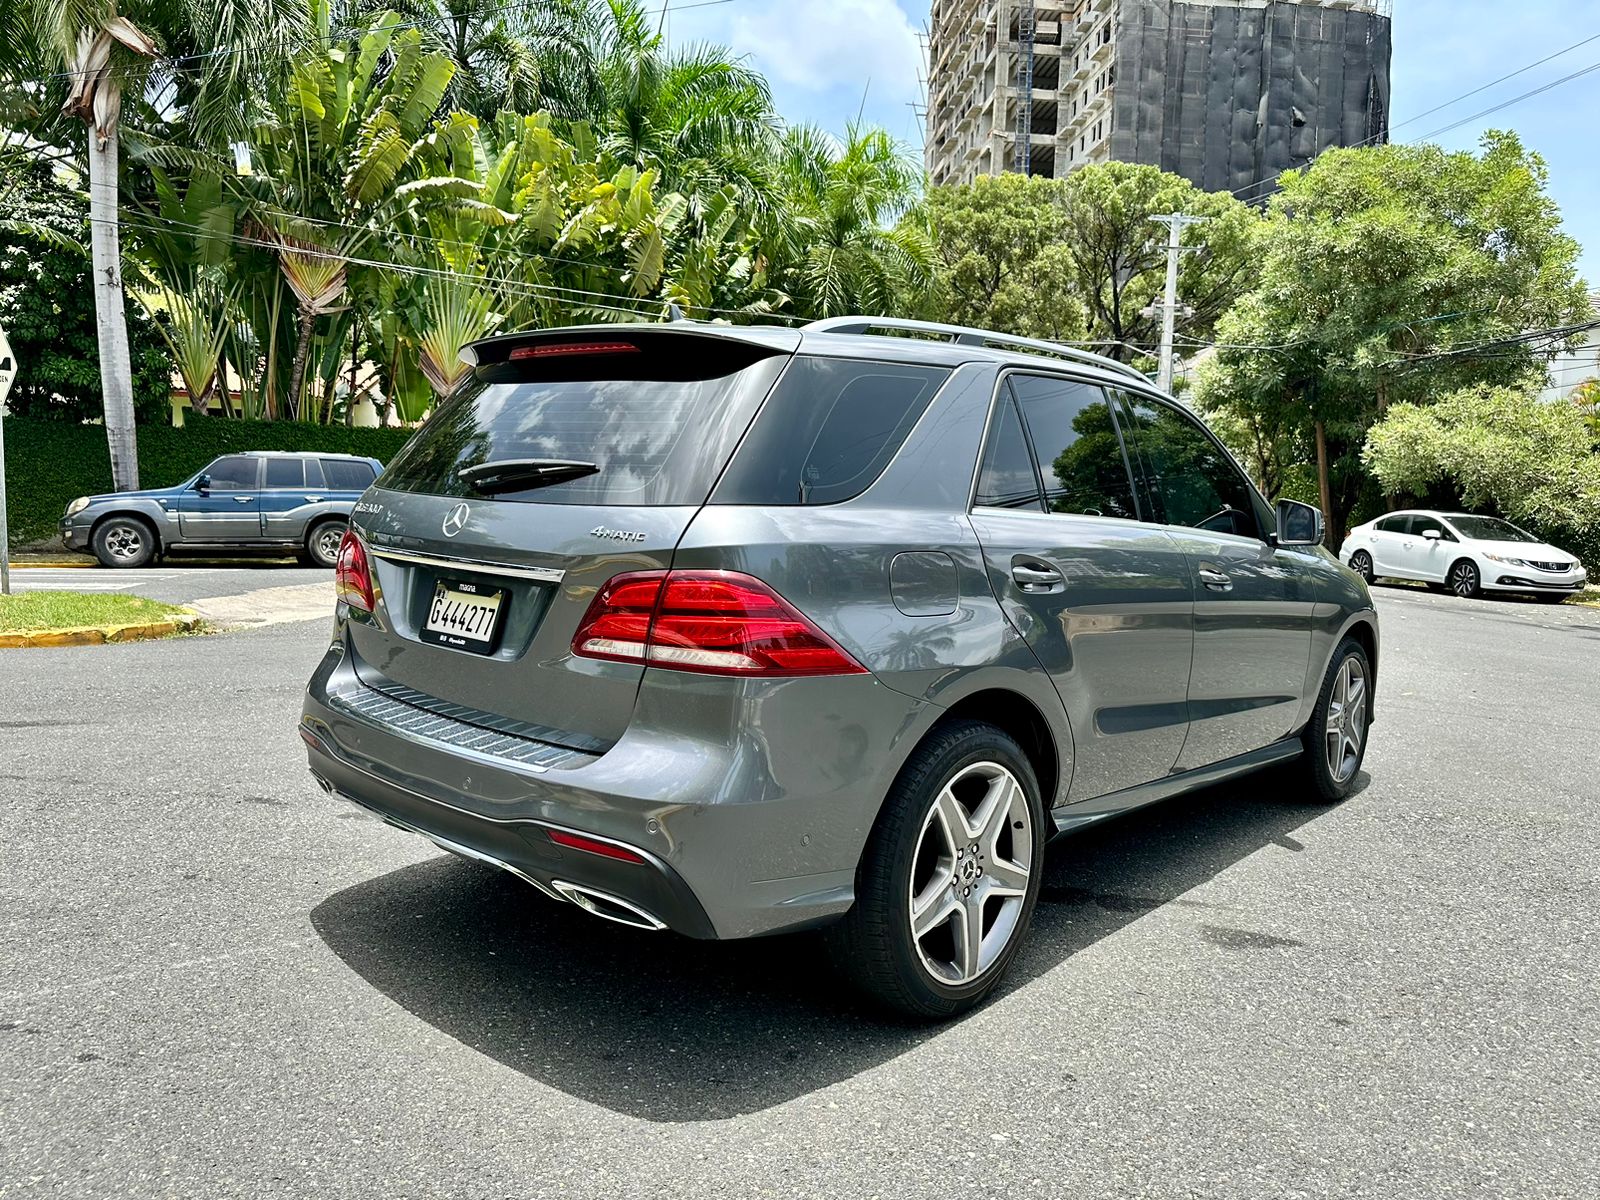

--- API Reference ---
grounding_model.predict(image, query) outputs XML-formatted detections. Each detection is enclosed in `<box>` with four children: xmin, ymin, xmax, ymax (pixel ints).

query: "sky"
<box><xmin>664</xmin><ymin>0</ymin><xmax>1600</xmax><ymax>286</ymax></box>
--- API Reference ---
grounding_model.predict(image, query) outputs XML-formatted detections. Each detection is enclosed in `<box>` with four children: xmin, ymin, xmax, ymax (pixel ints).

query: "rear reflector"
<box><xmin>335</xmin><ymin>530</ymin><xmax>375</xmax><ymax>612</ymax></box>
<box><xmin>572</xmin><ymin>570</ymin><xmax>867</xmax><ymax>677</ymax></box>
<box><xmin>546</xmin><ymin>828</ymin><xmax>649</xmax><ymax>865</ymax></box>
<box><xmin>509</xmin><ymin>342</ymin><xmax>640</xmax><ymax>361</ymax></box>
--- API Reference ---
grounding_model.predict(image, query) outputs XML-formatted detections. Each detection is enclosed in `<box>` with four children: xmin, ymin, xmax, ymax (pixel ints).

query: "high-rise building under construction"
<box><xmin>925</xmin><ymin>0</ymin><xmax>1392</xmax><ymax>197</ymax></box>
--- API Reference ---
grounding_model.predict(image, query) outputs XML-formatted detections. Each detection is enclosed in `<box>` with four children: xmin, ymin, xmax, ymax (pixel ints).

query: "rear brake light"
<box><xmin>546</xmin><ymin>828</ymin><xmax>648</xmax><ymax>864</ymax></box>
<box><xmin>571</xmin><ymin>570</ymin><xmax>867</xmax><ymax>677</ymax></box>
<box><xmin>335</xmin><ymin>530</ymin><xmax>375</xmax><ymax>612</ymax></box>
<box><xmin>509</xmin><ymin>342</ymin><xmax>639</xmax><ymax>361</ymax></box>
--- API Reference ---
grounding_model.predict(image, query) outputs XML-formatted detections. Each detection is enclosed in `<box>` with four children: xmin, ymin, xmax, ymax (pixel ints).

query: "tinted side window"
<box><xmin>1010</xmin><ymin>375</ymin><xmax>1138</xmax><ymax>521</ymax></box>
<box><xmin>715</xmin><ymin>358</ymin><xmax>950</xmax><ymax>505</ymax></box>
<box><xmin>207</xmin><ymin>456</ymin><xmax>258</xmax><ymax>490</ymax></box>
<box><xmin>263</xmin><ymin>458</ymin><xmax>304</xmax><ymax>489</ymax></box>
<box><xmin>304</xmin><ymin>458</ymin><xmax>327</xmax><ymax>488</ymax></box>
<box><xmin>1117</xmin><ymin>395</ymin><xmax>1260</xmax><ymax>538</ymax></box>
<box><xmin>322</xmin><ymin>459</ymin><xmax>377</xmax><ymax>490</ymax></box>
<box><xmin>974</xmin><ymin>393</ymin><xmax>1043</xmax><ymax>510</ymax></box>
<box><xmin>1375</xmin><ymin>515</ymin><xmax>1408</xmax><ymax>533</ymax></box>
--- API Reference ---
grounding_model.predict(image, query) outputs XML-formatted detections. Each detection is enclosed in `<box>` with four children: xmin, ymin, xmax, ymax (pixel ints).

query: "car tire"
<box><xmin>305</xmin><ymin>519</ymin><xmax>348</xmax><ymax>570</ymax></box>
<box><xmin>1296</xmin><ymin>637</ymin><xmax>1372</xmax><ymax>803</ymax></box>
<box><xmin>1348</xmin><ymin>550</ymin><xmax>1375</xmax><ymax>584</ymax></box>
<box><xmin>1447</xmin><ymin>558</ymin><xmax>1481</xmax><ymax>598</ymax></box>
<box><xmin>825</xmin><ymin>719</ymin><xmax>1044</xmax><ymax>1020</ymax></box>
<box><xmin>91</xmin><ymin>516</ymin><xmax>157</xmax><ymax>569</ymax></box>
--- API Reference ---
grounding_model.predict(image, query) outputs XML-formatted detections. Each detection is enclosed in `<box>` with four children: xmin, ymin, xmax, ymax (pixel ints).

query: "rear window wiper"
<box><xmin>458</xmin><ymin>458</ymin><xmax>599</xmax><ymax>495</ymax></box>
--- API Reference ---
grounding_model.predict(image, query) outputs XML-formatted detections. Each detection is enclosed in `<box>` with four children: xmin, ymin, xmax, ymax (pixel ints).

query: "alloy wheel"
<box><xmin>1350</xmin><ymin>551</ymin><xmax>1374</xmax><ymax>583</ymax></box>
<box><xmin>106</xmin><ymin>525</ymin><xmax>144</xmax><ymax>562</ymax></box>
<box><xmin>1324</xmin><ymin>656</ymin><xmax>1367</xmax><ymax>784</ymax></box>
<box><xmin>314</xmin><ymin>523</ymin><xmax>346</xmax><ymax>565</ymax></box>
<box><xmin>1450</xmin><ymin>562</ymin><xmax>1478</xmax><ymax>597</ymax></box>
<box><xmin>907</xmin><ymin>761</ymin><xmax>1034</xmax><ymax>986</ymax></box>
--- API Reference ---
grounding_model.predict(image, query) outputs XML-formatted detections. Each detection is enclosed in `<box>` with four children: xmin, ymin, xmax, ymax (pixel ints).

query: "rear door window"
<box><xmin>263</xmin><ymin>458</ymin><xmax>305</xmax><ymax>489</ymax></box>
<box><xmin>1009</xmin><ymin>375</ymin><xmax>1139</xmax><ymax>521</ymax></box>
<box><xmin>714</xmin><ymin>357</ymin><xmax>950</xmax><ymax>505</ymax></box>
<box><xmin>1376</xmin><ymin>515</ymin><xmax>1409</xmax><ymax>533</ymax></box>
<box><xmin>974</xmin><ymin>391</ymin><xmax>1044</xmax><ymax>510</ymax></box>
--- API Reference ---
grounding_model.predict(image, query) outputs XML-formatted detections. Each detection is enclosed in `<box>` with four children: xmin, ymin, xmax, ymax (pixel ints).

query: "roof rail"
<box><xmin>802</xmin><ymin>316</ymin><xmax>1151</xmax><ymax>385</ymax></box>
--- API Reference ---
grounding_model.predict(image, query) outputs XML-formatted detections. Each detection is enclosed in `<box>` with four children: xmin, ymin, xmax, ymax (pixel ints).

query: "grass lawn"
<box><xmin>0</xmin><ymin>590</ymin><xmax>192</xmax><ymax>633</ymax></box>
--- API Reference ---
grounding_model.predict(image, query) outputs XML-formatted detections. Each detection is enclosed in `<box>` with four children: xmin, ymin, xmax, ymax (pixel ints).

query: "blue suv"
<box><xmin>60</xmin><ymin>452</ymin><xmax>382</xmax><ymax>568</ymax></box>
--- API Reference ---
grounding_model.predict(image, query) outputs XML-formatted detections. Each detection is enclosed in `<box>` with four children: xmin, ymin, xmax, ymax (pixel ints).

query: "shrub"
<box><xmin>3</xmin><ymin>418</ymin><xmax>414</xmax><ymax>548</ymax></box>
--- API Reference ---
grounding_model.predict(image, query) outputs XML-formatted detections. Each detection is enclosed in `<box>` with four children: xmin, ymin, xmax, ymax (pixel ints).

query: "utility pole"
<box><xmin>0</xmin><ymin>321</ymin><xmax>15</xmax><ymax>595</ymax></box>
<box><xmin>1148</xmin><ymin>213</ymin><xmax>1206</xmax><ymax>394</ymax></box>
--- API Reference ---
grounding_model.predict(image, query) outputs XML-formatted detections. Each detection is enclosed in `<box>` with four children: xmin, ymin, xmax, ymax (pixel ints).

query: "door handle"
<box><xmin>304</xmin><ymin>495</ymin><xmax>322</xmax><ymax>503</ymax></box>
<box><xmin>1198</xmin><ymin>565</ymin><xmax>1233</xmax><ymax>591</ymax></box>
<box><xmin>233</xmin><ymin>495</ymin><xmax>254</xmax><ymax>503</ymax></box>
<box><xmin>1011</xmin><ymin>560</ymin><xmax>1064</xmax><ymax>592</ymax></box>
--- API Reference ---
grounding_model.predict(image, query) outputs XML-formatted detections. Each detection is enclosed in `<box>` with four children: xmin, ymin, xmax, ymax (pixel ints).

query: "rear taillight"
<box><xmin>572</xmin><ymin>570</ymin><xmax>866</xmax><ymax>677</ymax></box>
<box><xmin>335</xmin><ymin>530</ymin><xmax>375</xmax><ymax>612</ymax></box>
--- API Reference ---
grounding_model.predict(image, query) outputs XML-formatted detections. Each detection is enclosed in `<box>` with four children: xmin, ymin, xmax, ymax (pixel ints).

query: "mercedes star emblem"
<box><xmin>442</xmin><ymin>502</ymin><xmax>470</xmax><ymax>537</ymax></box>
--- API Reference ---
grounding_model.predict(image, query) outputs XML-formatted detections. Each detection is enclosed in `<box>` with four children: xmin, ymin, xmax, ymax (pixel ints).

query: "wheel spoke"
<box><xmin>911</xmin><ymin>882</ymin><xmax>960</xmax><ymax>941</ymax></box>
<box><xmin>984</xmin><ymin>855</ymin><xmax>1029</xmax><ymax>897</ymax></box>
<box><xmin>934</xmin><ymin>787</ymin><xmax>973</xmax><ymax>847</ymax></box>
<box><xmin>953</xmin><ymin>899</ymin><xmax>983</xmax><ymax>980</ymax></box>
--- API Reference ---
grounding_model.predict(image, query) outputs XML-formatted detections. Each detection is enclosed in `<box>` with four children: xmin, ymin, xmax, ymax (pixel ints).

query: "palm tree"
<box><xmin>542</xmin><ymin>0</ymin><xmax>778</xmax><ymax>197</ymax></box>
<box><xmin>355</xmin><ymin>0</ymin><xmax>587</xmax><ymax>120</ymax></box>
<box><xmin>4</xmin><ymin>0</ymin><xmax>303</xmax><ymax>485</ymax></box>
<box><xmin>771</xmin><ymin>124</ymin><xmax>933</xmax><ymax>319</ymax></box>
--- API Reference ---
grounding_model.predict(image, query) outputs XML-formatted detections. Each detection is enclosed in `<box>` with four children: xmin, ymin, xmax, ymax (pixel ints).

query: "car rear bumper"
<box><xmin>300</xmin><ymin>636</ymin><xmax>927</xmax><ymax>940</ymax></box>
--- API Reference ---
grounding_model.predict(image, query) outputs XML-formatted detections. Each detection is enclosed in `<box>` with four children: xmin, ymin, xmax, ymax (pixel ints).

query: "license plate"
<box><xmin>422</xmin><ymin>579</ymin><xmax>506</xmax><ymax>653</ymax></box>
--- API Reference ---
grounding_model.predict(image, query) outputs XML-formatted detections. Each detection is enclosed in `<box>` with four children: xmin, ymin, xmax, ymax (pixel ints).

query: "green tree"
<box><xmin>922</xmin><ymin>172</ymin><xmax>1085</xmax><ymax>341</ymax></box>
<box><xmin>1195</xmin><ymin>133</ymin><xmax>1593</xmax><ymax>545</ymax></box>
<box><xmin>768</xmin><ymin>124</ymin><xmax>932</xmax><ymax>319</ymax></box>
<box><xmin>1058</xmin><ymin>162</ymin><xmax>1260</xmax><ymax>360</ymax></box>
<box><xmin>0</xmin><ymin>164</ymin><xmax>170</xmax><ymax>424</ymax></box>
<box><xmin>242</xmin><ymin>1</ymin><xmax>459</xmax><ymax>419</ymax></box>
<box><xmin>2</xmin><ymin>0</ymin><xmax>305</xmax><ymax>485</ymax></box>
<box><xmin>1364</xmin><ymin>382</ymin><xmax>1600</xmax><ymax>564</ymax></box>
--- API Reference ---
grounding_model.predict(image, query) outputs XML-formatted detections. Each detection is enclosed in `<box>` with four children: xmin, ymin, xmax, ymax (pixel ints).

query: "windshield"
<box><xmin>1445</xmin><ymin>514</ymin><xmax>1538</xmax><ymax>543</ymax></box>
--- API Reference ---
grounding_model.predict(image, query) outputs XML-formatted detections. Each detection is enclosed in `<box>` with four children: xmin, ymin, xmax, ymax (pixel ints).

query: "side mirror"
<box><xmin>1275</xmin><ymin>498</ymin><xmax>1324</xmax><ymax>547</ymax></box>
<box><xmin>1423</xmin><ymin>529</ymin><xmax>1441</xmax><ymax>540</ymax></box>
<box><xmin>195</xmin><ymin>473</ymin><xmax>211</xmax><ymax>496</ymax></box>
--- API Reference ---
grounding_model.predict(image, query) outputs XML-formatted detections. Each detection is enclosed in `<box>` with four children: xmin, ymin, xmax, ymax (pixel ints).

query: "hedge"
<box><xmin>3</xmin><ymin>417</ymin><xmax>415</xmax><ymax>548</ymax></box>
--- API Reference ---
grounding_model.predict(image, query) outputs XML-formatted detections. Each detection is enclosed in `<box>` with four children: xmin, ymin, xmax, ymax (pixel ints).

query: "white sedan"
<box><xmin>1340</xmin><ymin>510</ymin><xmax>1587</xmax><ymax>602</ymax></box>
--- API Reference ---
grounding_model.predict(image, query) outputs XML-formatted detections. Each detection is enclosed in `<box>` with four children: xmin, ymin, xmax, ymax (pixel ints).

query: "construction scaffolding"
<box><xmin>926</xmin><ymin>0</ymin><xmax>1392</xmax><ymax>192</ymax></box>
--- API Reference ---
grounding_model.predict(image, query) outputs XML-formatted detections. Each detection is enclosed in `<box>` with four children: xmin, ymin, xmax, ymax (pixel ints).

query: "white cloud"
<box><xmin>729</xmin><ymin>0</ymin><xmax>921</xmax><ymax>96</ymax></box>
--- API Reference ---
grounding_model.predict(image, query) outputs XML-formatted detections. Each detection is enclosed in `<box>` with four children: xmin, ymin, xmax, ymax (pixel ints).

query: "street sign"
<box><xmin>0</xmin><ymin>321</ymin><xmax>14</xmax><ymax>595</ymax></box>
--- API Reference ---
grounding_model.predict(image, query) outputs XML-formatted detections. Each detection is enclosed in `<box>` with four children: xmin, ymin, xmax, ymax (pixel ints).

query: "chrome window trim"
<box><xmin>369</xmin><ymin>547</ymin><xmax>566</xmax><ymax>584</ymax></box>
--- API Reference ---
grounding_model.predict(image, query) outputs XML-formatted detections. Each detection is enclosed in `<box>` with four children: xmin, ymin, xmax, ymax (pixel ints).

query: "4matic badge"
<box><xmin>590</xmin><ymin>525</ymin><xmax>647</xmax><ymax>543</ymax></box>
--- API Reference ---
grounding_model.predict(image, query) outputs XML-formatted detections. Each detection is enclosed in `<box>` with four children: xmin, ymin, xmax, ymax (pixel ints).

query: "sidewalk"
<box><xmin>189</xmin><ymin>581</ymin><xmax>335</xmax><ymax>629</ymax></box>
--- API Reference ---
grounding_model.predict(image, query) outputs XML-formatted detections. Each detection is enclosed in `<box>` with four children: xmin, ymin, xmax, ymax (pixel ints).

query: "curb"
<box><xmin>0</xmin><ymin>614</ymin><xmax>202</xmax><ymax>649</ymax></box>
<box><xmin>6</xmin><ymin>561</ymin><xmax>94</xmax><ymax>568</ymax></box>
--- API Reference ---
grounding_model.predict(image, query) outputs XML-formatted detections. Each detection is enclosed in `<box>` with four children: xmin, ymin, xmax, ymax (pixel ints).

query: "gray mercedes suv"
<box><xmin>300</xmin><ymin>317</ymin><xmax>1377</xmax><ymax>1018</ymax></box>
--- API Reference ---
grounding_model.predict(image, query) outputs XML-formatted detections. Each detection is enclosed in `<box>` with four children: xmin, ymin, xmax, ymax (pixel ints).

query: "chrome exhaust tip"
<box><xmin>550</xmin><ymin>880</ymin><xmax>667</xmax><ymax>931</ymax></box>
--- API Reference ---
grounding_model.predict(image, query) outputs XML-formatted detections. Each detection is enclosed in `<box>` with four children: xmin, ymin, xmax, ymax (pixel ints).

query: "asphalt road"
<box><xmin>2</xmin><ymin>585</ymin><xmax>1597</xmax><ymax>1198</ymax></box>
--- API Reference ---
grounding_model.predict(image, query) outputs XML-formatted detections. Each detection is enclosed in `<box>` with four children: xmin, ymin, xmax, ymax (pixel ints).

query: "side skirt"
<box><xmin>1051</xmin><ymin>737</ymin><xmax>1304</xmax><ymax>836</ymax></box>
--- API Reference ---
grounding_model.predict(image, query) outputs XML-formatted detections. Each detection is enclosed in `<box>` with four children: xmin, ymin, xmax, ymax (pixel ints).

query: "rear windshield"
<box><xmin>714</xmin><ymin>357</ymin><xmax>951</xmax><ymax>505</ymax></box>
<box><xmin>378</xmin><ymin>357</ymin><xmax>785</xmax><ymax>506</ymax></box>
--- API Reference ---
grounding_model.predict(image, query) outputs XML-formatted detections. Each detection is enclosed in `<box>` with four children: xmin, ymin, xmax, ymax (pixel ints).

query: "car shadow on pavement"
<box><xmin>310</xmin><ymin>764</ymin><xmax>1359</xmax><ymax>1122</ymax></box>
